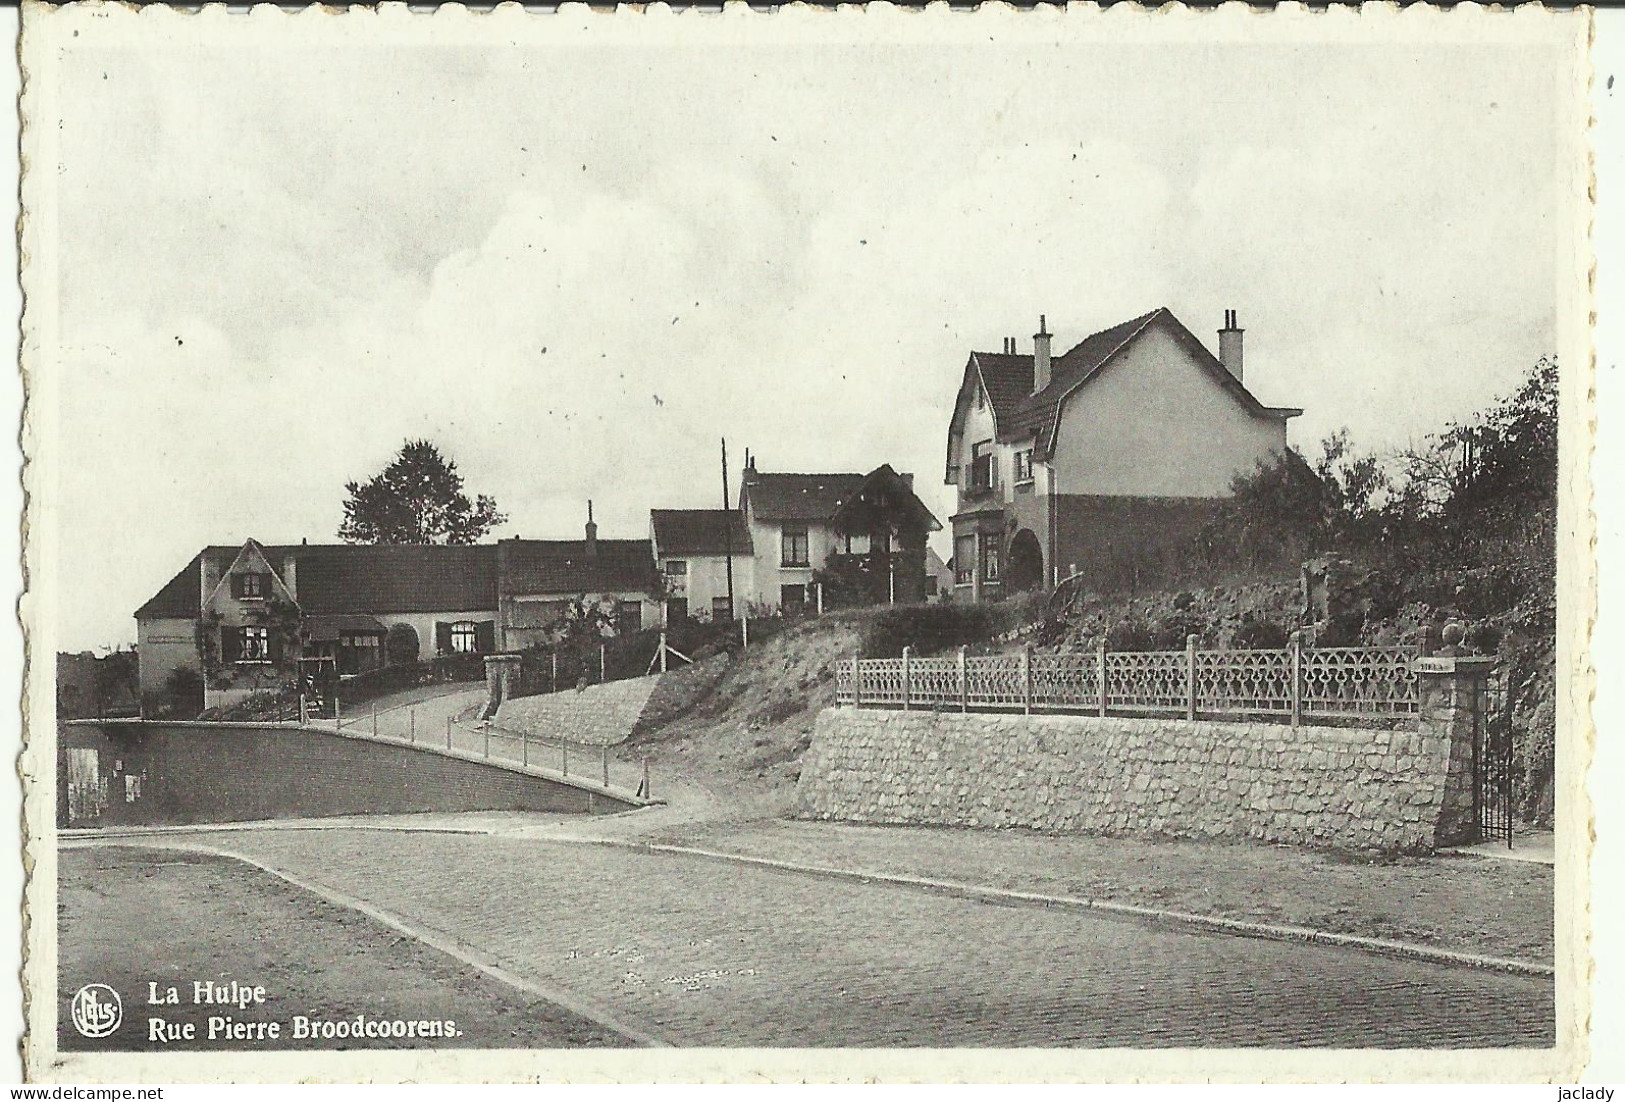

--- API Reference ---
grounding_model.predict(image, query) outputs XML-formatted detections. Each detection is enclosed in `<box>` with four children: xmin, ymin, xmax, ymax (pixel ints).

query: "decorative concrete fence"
<box><xmin>835</xmin><ymin>635</ymin><xmax>1418</xmax><ymax>725</ymax></box>
<box><xmin>803</xmin><ymin>653</ymin><xmax>1494</xmax><ymax>853</ymax></box>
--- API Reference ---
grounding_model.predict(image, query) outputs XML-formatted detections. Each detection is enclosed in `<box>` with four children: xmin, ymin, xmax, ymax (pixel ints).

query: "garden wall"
<box><xmin>797</xmin><ymin>702</ymin><xmax>1472</xmax><ymax>853</ymax></box>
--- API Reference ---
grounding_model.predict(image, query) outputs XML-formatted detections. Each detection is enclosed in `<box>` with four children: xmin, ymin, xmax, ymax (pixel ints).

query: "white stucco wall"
<box><xmin>372</xmin><ymin>609</ymin><xmax>498</xmax><ymax>661</ymax></box>
<box><xmin>747</xmin><ymin>518</ymin><xmax>841</xmax><ymax>612</ymax></box>
<box><xmin>1048</xmin><ymin>323</ymin><xmax>1288</xmax><ymax>498</ymax></box>
<box><xmin>658</xmin><ymin>553</ymin><xmax>755</xmax><ymax>621</ymax></box>
<box><xmin>136</xmin><ymin>617</ymin><xmax>199</xmax><ymax>698</ymax></box>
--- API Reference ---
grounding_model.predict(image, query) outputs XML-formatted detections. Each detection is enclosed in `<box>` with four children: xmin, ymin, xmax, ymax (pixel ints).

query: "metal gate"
<box><xmin>1474</xmin><ymin>668</ymin><xmax>1515</xmax><ymax>848</ymax></box>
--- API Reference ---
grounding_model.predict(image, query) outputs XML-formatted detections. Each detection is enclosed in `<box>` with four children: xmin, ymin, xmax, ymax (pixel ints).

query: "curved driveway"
<box><xmin>118</xmin><ymin>826</ymin><xmax>1553</xmax><ymax>1049</ymax></box>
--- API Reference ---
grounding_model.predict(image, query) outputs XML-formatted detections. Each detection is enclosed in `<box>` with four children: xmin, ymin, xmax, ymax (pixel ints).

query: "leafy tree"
<box><xmin>339</xmin><ymin>440</ymin><xmax>506</xmax><ymax>545</ymax></box>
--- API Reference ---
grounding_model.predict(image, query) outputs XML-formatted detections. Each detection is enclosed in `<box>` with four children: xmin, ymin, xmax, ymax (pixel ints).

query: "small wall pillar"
<box><xmin>1412</xmin><ymin>653</ymin><xmax>1496</xmax><ymax>847</ymax></box>
<box><xmin>483</xmin><ymin>654</ymin><xmax>523</xmax><ymax>720</ymax></box>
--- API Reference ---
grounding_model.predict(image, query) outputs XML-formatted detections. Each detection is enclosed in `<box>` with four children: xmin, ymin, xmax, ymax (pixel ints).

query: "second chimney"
<box><xmin>1032</xmin><ymin>315</ymin><xmax>1052</xmax><ymax>393</ymax></box>
<box><xmin>1219</xmin><ymin>309</ymin><xmax>1244</xmax><ymax>382</ymax></box>
<box><xmin>585</xmin><ymin>500</ymin><xmax>598</xmax><ymax>557</ymax></box>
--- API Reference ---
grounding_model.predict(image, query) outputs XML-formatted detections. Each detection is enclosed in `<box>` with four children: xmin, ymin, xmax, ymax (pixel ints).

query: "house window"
<box><xmin>616</xmin><ymin>600</ymin><xmax>643</xmax><ymax>636</ymax></box>
<box><xmin>664</xmin><ymin>560</ymin><xmax>687</xmax><ymax>576</ymax></box>
<box><xmin>970</xmin><ymin>440</ymin><xmax>995</xmax><ymax>493</ymax></box>
<box><xmin>712</xmin><ymin>597</ymin><xmax>734</xmax><ymax>623</ymax></box>
<box><xmin>954</xmin><ymin>535</ymin><xmax>975</xmax><ymax>586</ymax></box>
<box><xmin>450</xmin><ymin>622</ymin><xmax>479</xmax><ymax>653</ymax></box>
<box><xmin>231</xmin><ymin>572</ymin><xmax>267</xmax><ymax>600</ymax></box>
<box><xmin>980</xmin><ymin>533</ymin><xmax>1003</xmax><ymax>583</ymax></box>
<box><xmin>781</xmin><ymin>525</ymin><xmax>810</xmax><ymax>567</ymax></box>
<box><xmin>1014</xmin><ymin>449</ymin><xmax>1034</xmax><ymax>484</ymax></box>
<box><xmin>843</xmin><ymin>532</ymin><xmax>870</xmax><ymax>555</ymax></box>
<box><xmin>239</xmin><ymin>626</ymin><xmax>269</xmax><ymax>661</ymax></box>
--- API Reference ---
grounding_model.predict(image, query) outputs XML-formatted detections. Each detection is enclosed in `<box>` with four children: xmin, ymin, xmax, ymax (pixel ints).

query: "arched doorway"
<box><xmin>1007</xmin><ymin>529</ymin><xmax>1044</xmax><ymax>592</ymax></box>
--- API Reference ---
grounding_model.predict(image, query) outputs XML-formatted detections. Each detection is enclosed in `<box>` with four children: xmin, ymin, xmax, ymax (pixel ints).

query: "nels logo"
<box><xmin>70</xmin><ymin>984</ymin><xmax>122</xmax><ymax>1039</ymax></box>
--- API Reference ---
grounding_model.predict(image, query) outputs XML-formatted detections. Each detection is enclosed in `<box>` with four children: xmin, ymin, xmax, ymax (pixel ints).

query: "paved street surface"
<box><xmin>148</xmin><ymin>828</ymin><xmax>1552</xmax><ymax>1048</ymax></box>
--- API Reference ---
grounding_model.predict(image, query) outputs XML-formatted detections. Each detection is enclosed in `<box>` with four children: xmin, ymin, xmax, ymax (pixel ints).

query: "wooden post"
<box><xmin>816</xmin><ymin>582</ymin><xmax>824</xmax><ymax>615</ymax></box>
<box><xmin>958</xmin><ymin>645</ymin><xmax>969</xmax><ymax>713</ymax></box>
<box><xmin>1289</xmin><ymin>630</ymin><xmax>1303</xmax><ymax>728</ymax></box>
<box><xmin>659</xmin><ymin>630</ymin><xmax>668</xmax><ymax>673</ymax></box>
<box><xmin>600</xmin><ymin>644</ymin><xmax>607</xmax><ymax>683</ymax></box>
<box><xmin>852</xmin><ymin>653</ymin><xmax>863</xmax><ymax>707</ymax></box>
<box><xmin>1097</xmin><ymin>640</ymin><xmax>1108</xmax><ymax>718</ymax></box>
<box><xmin>484</xmin><ymin>724</ymin><xmax>490</xmax><ymax>759</ymax></box>
<box><xmin>299</xmin><ymin>695</ymin><xmax>308</xmax><ymax>726</ymax></box>
<box><xmin>902</xmin><ymin>646</ymin><xmax>912</xmax><ymax>711</ymax></box>
<box><xmin>445</xmin><ymin>715</ymin><xmax>452</xmax><ymax>750</ymax></box>
<box><xmin>1022</xmin><ymin>643</ymin><xmax>1033</xmax><ymax>715</ymax></box>
<box><xmin>372</xmin><ymin>702</ymin><xmax>378</xmax><ymax>738</ymax></box>
<box><xmin>1186</xmin><ymin>634</ymin><xmax>1198</xmax><ymax>721</ymax></box>
<box><xmin>602</xmin><ymin>745</ymin><xmax>610</xmax><ymax>787</ymax></box>
<box><xmin>563</xmin><ymin>741</ymin><xmax>570</xmax><ymax>776</ymax></box>
<box><xmin>742</xmin><ymin>613</ymin><xmax>750</xmax><ymax>649</ymax></box>
<box><xmin>522</xmin><ymin>733</ymin><xmax>529</xmax><ymax>767</ymax></box>
<box><xmin>410</xmin><ymin>708</ymin><xmax>416</xmax><ymax>743</ymax></box>
<box><xmin>551</xmin><ymin>652</ymin><xmax>558</xmax><ymax>694</ymax></box>
<box><xmin>642</xmin><ymin>757</ymin><xmax>651</xmax><ymax>800</ymax></box>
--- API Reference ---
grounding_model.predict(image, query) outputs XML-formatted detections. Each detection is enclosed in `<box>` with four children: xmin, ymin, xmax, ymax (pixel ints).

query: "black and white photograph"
<box><xmin>18</xmin><ymin>1</ymin><xmax>1595</xmax><ymax>1083</ymax></box>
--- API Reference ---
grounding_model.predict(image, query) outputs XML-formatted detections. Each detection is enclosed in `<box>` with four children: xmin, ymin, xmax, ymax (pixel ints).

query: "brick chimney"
<box><xmin>585</xmin><ymin>500</ymin><xmax>598</xmax><ymax>557</ymax></box>
<box><xmin>1032</xmin><ymin>315</ymin><xmax>1052</xmax><ymax>393</ymax></box>
<box><xmin>1219</xmin><ymin>309</ymin><xmax>1244</xmax><ymax>382</ymax></box>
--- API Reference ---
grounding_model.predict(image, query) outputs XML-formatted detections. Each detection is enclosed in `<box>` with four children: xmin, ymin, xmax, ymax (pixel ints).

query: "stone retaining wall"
<box><xmin>797</xmin><ymin>707</ymin><xmax>1467</xmax><ymax>853</ymax></box>
<box><xmin>492</xmin><ymin>673</ymin><xmax>664</xmax><ymax>746</ymax></box>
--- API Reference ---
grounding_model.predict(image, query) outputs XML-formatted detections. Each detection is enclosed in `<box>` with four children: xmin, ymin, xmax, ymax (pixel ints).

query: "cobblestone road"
<box><xmin>163</xmin><ymin>828</ymin><xmax>1553</xmax><ymax>1049</ymax></box>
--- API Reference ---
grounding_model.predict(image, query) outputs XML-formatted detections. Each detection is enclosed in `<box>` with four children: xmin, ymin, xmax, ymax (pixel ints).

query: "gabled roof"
<box><xmin>829</xmin><ymin>464</ymin><xmax>941</xmax><ymax>534</ymax></box>
<box><xmin>958</xmin><ymin>307</ymin><xmax>1302</xmax><ymax>462</ymax></box>
<box><xmin>498</xmin><ymin>538</ymin><xmax>657</xmax><ymax>597</ymax></box>
<box><xmin>135</xmin><ymin>543</ymin><xmax>502</xmax><ymax>620</ymax></box>
<box><xmin>741</xmin><ymin>472</ymin><xmax>869</xmax><ymax>522</ymax></box>
<box><xmin>650</xmin><ymin>509</ymin><xmax>754</xmax><ymax>558</ymax></box>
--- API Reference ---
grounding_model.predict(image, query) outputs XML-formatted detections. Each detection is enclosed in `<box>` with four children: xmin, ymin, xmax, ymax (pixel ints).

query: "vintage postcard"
<box><xmin>18</xmin><ymin>0</ymin><xmax>1595</xmax><ymax>1084</ymax></box>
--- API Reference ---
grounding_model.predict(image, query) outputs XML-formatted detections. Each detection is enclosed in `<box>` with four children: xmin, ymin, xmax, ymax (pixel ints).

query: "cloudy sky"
<box><xmin>43</xmin><ymin>20</ymin><xmax>1573</xmax><ymax>650</ymax></box>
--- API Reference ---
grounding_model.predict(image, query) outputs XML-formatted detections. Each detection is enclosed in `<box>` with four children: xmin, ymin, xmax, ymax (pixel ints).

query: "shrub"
<box><xmin>1231</xmin><ymin>615</ymin><xmax>1289</xmax><ymax>650</ymax></box>
<box><xmin>386</xmin><ymin>624</ymin><xmax>421</xmax><ymax>666</ymax></box>
<box><xmin>861</xmin><ymin>604</ymin><xmax>997</xmax><ymax>658</ymax></box>
<box><xmin>1150</xmin><ymin>611</ymin><xmax>1207</xmax><ymax>650</ymax></box>
<box><xmin>1105</xmin><ymin>618</ymin><xmax>1157</xmax><ymax>653</ymax></box>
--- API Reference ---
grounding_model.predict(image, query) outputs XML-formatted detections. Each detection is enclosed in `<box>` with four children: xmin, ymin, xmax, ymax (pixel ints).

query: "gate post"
<box><xmin>1412</xmin><ymin>652</ymin><xmax>1496</xmax><ymax>848</ymax></box>
<box><xmin>1097</xmin><ymin>640</ymin><xmax>1107</xmax><ymax>718</ymax></box>
<box><xmin>902</xmin><ymin>646</ymin><xmax>912</xmax><ymax>711</ymax></box>
<box><xmin>958</xmin><ymin>645</ymin><xmax>969</xmax><ymax>713</ymax></box>
<box><xmin>1288</xmin><ymin>630</ymin><xmax>1303</xmax><ymax>728</ymax></box>
<box><xmin>1022</xmin><ymin>644</ymin><xmax>1032</xmax><ymax>715</ymax></box>
<box><xmin>852</xmin><ymin>653</ymin><xmax>863</xmax><ymax>708</ymax></box>
<box><xmin>1185</xmin><ymin>635</ymin><xmax>1197</xmax><ymax>722</ymax></box>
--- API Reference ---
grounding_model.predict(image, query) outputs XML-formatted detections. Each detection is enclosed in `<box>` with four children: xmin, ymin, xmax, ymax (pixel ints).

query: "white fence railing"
<box><xmin>833</xmin><ymin>635</ymin><xmax>1419</xmax><ymax>725</ymax></box>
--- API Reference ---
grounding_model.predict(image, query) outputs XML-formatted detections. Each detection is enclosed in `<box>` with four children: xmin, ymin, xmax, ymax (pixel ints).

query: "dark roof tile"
<box><xmin>650</xmin><ymin>510</ymin><xmax>754</xmax><ymax>557</ymax></box>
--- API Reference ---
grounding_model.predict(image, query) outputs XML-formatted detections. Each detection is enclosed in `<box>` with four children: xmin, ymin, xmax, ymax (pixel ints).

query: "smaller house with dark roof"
<box><xmin>738</xmin><ymin>460</ymin><xmax>942</xmax><ymax>612</ymax></box>
<box><xmin>649</xmin><ymin>509</ymin><xmax>755</xmax><ymax>624</ymax></box>
<box><xmin>945</xmin><ymin>307</ymin><xmax>1302</xmax><ymax>600</ymax></box>
<box><xmin>134</xmin><ymin>507</ymin><xmax>660</xmax><ymax>712</ymax></box>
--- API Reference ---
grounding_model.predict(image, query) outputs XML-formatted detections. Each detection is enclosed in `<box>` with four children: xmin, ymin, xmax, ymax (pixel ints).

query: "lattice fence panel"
<box><xmin>1103</xmin><ymin>649</ymin><xmax>1185</xmax><ymax>712</ymax></box>
<box><xmin>1031</xmin><ymin>652</ymin><xmax>1098</xmax><ymax>711</ymax></box>
<box><xmin>858</xmin><ymin>658</ymin><xmax>907</xmax><ymax>706</ymax></box>
<box><xmin>966</xmin><ymin>654</ymin><xmax>1024</xmax><ymax>708</ymax></box>
<box><xmin>1194</xmin><ymin>648</ymin><xmax>1292</xmax><ymax>715</ymax></box>
<box><xmin>1302</xmin><ymin>646</ymin><xmax>1418</xmax><ymax>717</ymax></box>
<box><xmin>910</xmin><ymin>658</ymin><xmax>961</xmax><ymax>707</ymax></box>
<box><xmin>834</xmin><ymin>661</ymin><xmax>854</xmax><ymax>705</ymax></box>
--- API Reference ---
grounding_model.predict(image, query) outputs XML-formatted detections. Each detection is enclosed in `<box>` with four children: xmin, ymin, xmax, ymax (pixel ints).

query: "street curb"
<box><xmin>76</xmin><ymin>837</ymin><xmax>669</xmax><ymax>1050</ymax></box>
<box><xmin>595</xmin><ymin>839</ymin><xmax>1556</xmax><ymax>980</ymax></box>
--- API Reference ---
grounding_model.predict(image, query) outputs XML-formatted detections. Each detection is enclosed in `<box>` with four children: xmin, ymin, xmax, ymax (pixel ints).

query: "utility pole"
<box><xmin>722</xmin><ymin>437</ymin><xmax>736</xmax><ymax>623</ymax></box>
